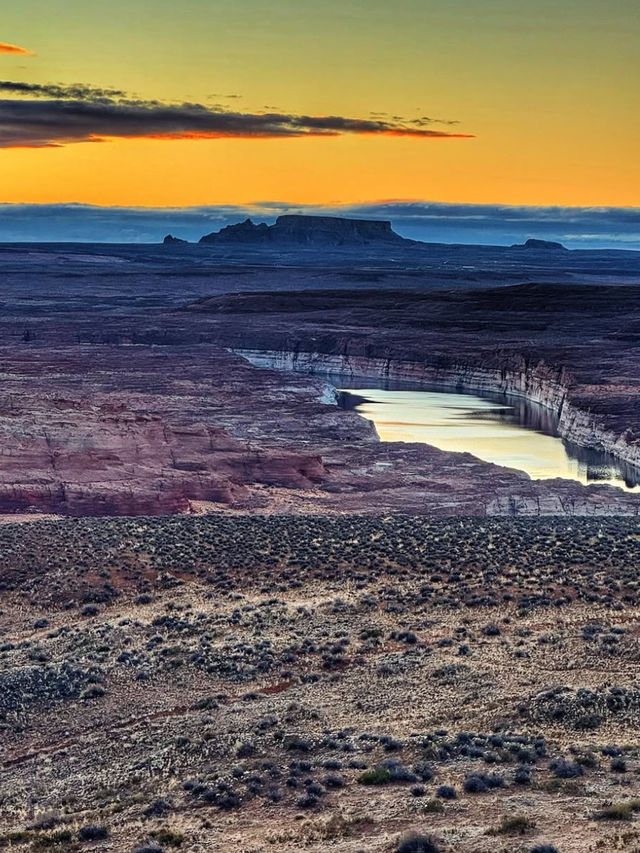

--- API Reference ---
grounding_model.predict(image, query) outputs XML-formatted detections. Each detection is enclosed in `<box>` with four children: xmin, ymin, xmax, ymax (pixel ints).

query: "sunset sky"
<box><xmin>1</xmin><ymin>0</ymin><xmax>638</xmax><ymax>210</ymax></box>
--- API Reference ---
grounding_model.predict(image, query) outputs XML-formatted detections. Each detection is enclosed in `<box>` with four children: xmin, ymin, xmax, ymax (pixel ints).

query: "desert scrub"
<box><xmin>0</xmin><ymin>663</ymin><xmax>103</xmax><ymax>719</ymax></box>
<box><xmin>488</xmin><ymin>815</ymin><xmax>536</xmax><ymax>835</ymax></box>
<box><xmin>463</xmin><ymin>771</ymin><xmax>505</xmax><ymax>793</ymax></box>
<box><xmin>32</xmin><ymin>830</ymin><xmax>74</xmax><ymax>849</ymax></box>
<box><xmin>150</xmin><ymin>829</ymin><xmax>184</xmax><ymax>847</ymax></box>
<box><xmin>520</xmin><ymin>684</ymin><xmax>640</xmax><ymax>730</ymax></box>
<box><xmin>593</xmin><ymin>800</ymin><xmax>640</xmax><ymax>821</ymax></box>
<box><xmin>418</xmin><ymin>799</ymin><xmax>444</xmax><ymax>814</ymax></box>
<box><xmin>436</xmin><ymin>784</ymin><xmax>457</xmax><ymax>799</ymax></box>
<box><xmin>549</xmin><ymin>758</ymin><xmax>584</xmax><ymax>779</ymax></box>
<box><xmin>77</xmin><ymin>825</ymin><xmax>109</xmax><ymax>841</ymax></box>
<box><xmin>357</xmin><ymin>767</ymin><xmax>391</xmax><ymax>785</ymax></box>
<box><xmin>396</xmin><ymin>834</ymin><xmax>441</xmax><ymax>853</ymax></box>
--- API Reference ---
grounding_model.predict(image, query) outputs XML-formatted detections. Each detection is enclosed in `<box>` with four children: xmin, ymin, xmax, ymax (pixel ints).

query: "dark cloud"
<box><xmin>345</xmin><ymin>202</ymin><xmax>640</xmax><ymax>249</ymax></box>
<box><xmin>410</xmin><ymin>116</ymin><xmax>461</xmax><ymax>127</ymax></box>
<box><xmin>0</xmin><ymin>41</ymin><xmax>34</xmax><ymax>56</ymax></box>
<box><xmin>0</xmin><ymin>202</ymin><xmax>637</xmax><ymax>249</ymax></box>
<box><xmin>0</xmin><ymin>93</ymin><xmax>473</xmax><ymax>148</ymax></box>
<box><xmin>0</xmin><ymin>80</ymin><xmax>126</xmax><ymax>99</ymax></box>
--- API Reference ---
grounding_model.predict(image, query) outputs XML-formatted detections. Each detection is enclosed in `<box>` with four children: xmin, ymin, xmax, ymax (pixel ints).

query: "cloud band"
<box><xmin>0</xmin><ymin>41</ymin><xmax>34</xmax><ymax>56</ymax></box>
<box><xmin>0</xmin><ymin>95</ymin><xmax>473</xmax><ymax>148</ymax></box>
<box><xmin>0</xmin><ymin>201</ymin><xmax>637</xmax><ymax>249</ymax></box>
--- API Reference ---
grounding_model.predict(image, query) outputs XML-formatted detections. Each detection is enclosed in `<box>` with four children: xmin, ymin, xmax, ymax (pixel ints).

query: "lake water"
<box><xmin>338</xmin><ymin>385</ymin><xmax>640</xmax><ymax>492</ymax></box>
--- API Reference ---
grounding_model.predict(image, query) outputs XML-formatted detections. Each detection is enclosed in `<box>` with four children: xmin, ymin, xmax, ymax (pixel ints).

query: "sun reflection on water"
<box><xmin>339</xmin><ymin>386</ymin><xmax>640</xmax><ymax>492</ymax></box>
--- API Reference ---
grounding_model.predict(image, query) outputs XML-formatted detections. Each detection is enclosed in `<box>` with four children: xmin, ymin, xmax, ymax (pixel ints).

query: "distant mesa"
<box><xmin>198</xmin><ymin>214</ymin><xmax>411</xmax><ymax>247</ymax></box>
<box><xmin>200</xmin><ymin>218</ymin><xmax>271</xmax><ymax>244</ymax></box>
<box><xmin>166</xmin><ymin>221</ymin><xmax>569</xmax><ymax>251</ymax></box>
<box><xmin>512</xmin><ymin>238</ymin><xmax>568</xmax><ymax>251</ymax></box>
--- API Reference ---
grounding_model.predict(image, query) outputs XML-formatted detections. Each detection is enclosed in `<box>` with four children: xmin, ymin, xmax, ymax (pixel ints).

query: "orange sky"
<box><xmin>1</xmin><ymin>0</ymin><xmax>638</xmax><ymax>207</ymax></box>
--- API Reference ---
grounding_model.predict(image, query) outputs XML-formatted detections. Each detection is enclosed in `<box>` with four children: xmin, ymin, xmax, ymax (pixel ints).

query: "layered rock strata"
<box><xmin>1</xmin><ymin>273</ymin><xmax>640</xmax><ymax>515</ymax></box>
<box><xmin>235</xmin><ymin>349</ymin><xmax>640</xmax><ymax>469</ymax></box>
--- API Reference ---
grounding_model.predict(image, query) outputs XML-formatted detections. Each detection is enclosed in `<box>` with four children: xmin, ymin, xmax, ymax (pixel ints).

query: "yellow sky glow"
<box><xmin>0</xmin><ymin>0</ymin><xmax>638</xmax><ymax>207</ymax></box>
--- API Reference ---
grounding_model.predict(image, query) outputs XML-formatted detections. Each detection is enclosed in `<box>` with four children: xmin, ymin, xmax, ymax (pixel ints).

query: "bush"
<box><xmin>413</xmin><ymin>761</ymin><xmax>434</xmax><ymax>782</ymax></box>
<box><xmin>143</xmin><ymin>799</ymin><xmax>172</xmax><ymax>818</ymax></box>
<box><xmin>80</xmin><ymin>683</ymin><xmax>106</xmax><ymax>699</ymax></box>
<box><xmin>549</xmin><ymin>759</ymin><xmax>583</xmax><ymax>779</ymax></box>
<box><xmin>463</xmin><ymin>773</ymin><xmax>488</xmax><ymax>793</ymax></box>
<box><xmin>235</xmin><ymin>741</ymin><xmax>256</xmax><ymax>758</ymax></box>
<box><xmin>463</xmin><ymin>771</ymin><xmax>504</xmax><ymax>793</ymax></box>
<box><xmin>296</xmin><ymin>792</ymin><xmax>318</xmax><ymax>809</ymax></box>
<box><xmin>33</xmin><ymin>831</ymin><xmax>73</xmax><ymax>849</ymax></box>
<box><xmin>593</xmin><ymin>800</ymin><xmax>640</xmax><ymax>821</ymax></box>
<box><xmin>514</xmin><ymin>765</ymin><xmax>532</xmax><ymax>785</ymax></box>
<box><xmin>573</xmin><ymin>751</ymin><xmax>597</xmax><ymax>768</ymax></box>
<box><xmin>491</xmin><ymin>815</ymin><xmax>535</xmax><ymax>835</ymax></box>
<box><xmin>396</xmin><ymin>834</ymin><xmax>441</xmax><ymax>853</ymax></box>
<box><xmin>152</xmin><ymin>829</ymin><xmax>184</xmax><ymax>847</ymax></box>
<box><xmin>30</xmin><ymin>814</ymin><xmax>61</xmax><ymax>831</ymax></box>
<box><xmin>285</xmin><ymin>735</ymin><xmax>312</xmax><ymax>753</ymax></box>
<box><xmin>78</xmin><ymin>825</ymin><xmax>109</xmax><ymax>841</ymax></box>
<box><xmin>421</xmin><ymin>799</ymin><xmax>444</xmax><ymax>814</ymax></box>
<box><xmin>358</xmin><ymin>767</ymin><xmax>391</xmax><ymax>785</ymax></box>
<box><xmin>436</xmin><ymin>784</ymin><xmax>457</xmax><ymax>800</ymax></box>
<box><xmin>531</xmin><ymin>847</ymin><xmax>559</xmax><ymax>853</ymax></box>
<box><xmin>610</xmin><ymin>757</ymin><xmax>627</xmax><ymax>772</ymax></box>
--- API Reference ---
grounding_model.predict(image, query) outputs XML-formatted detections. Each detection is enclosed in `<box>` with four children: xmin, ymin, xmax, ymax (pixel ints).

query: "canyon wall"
<box><xmin>234</xmin><ymin>348</ymin><xmax>640</xmax><ymax>469</ymax></box>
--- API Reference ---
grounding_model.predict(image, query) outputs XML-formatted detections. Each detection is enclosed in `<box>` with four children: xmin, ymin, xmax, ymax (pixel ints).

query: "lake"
<box><xmin>338</xmin><ymin>385</ymin><xmax>640</xmax><ymax>491</ymax></box>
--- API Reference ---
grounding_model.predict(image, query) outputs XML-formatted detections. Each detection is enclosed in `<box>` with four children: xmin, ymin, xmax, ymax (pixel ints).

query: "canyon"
<box><xmin>192</xmin><ymin>284</ymin><xmax>640</xmax><ymax>467</ymax></box>
<box><xmin>0</xmin><ymin>238</ymin><xmax>640</xmax><ymax>516</ymax></box>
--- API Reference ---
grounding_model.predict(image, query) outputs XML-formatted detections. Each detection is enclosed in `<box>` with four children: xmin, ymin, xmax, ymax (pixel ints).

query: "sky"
<box><xmin>0</xmin><ymin>0</ymin><xmax>638</xmax><ymax>241</ymax></box>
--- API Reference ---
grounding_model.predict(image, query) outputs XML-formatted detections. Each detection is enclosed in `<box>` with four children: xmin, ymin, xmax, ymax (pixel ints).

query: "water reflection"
<box><xmin>338</xmin><ymin>384</ymin><xmax>640</xmax><ymax>492</ymax></box>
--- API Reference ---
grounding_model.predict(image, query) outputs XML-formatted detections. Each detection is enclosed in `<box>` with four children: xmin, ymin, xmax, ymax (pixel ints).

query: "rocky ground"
<box><xmin>1</xmin><ymin>339</ymin><xmax>639</xmax><ymax>516</ymax></box>
<box><xmin>1</xmin><ymin>515</ymin><xmax>640</xmax><ymax>853</ymax></box>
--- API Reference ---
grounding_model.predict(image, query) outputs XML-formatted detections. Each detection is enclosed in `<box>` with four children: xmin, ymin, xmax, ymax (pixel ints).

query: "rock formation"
<box><xmin>0</xmin><ymin>348</ymin><xmax>332</xmax><ymax>516</ymax></box>
<box><xmin>190</xmin><ymin>283</ymin><xmax>640</xmax><ymax>472</ymax></box>
<box><xmin>512</xmin><ymin>238</ymin><xmax>568</xmax><ymax>250</ymax></box>
<box><xmin>199</xmin><ymin>214</ymin><xmax>409</xmax><ymax>246</ymax></box>
<box><xmin>0</xmin><ymin>333</ymin><xmax>638</xmax><ymax>516</ymax></box>
<box><xmin>199</xmin><ymin>218</ymin><xmax>271</xmax><ymax>244</ymax></box>
<box><xmin>163</xmin><ymin>234</ymin><xmax>188</xmax><ymax>245</ymax></box>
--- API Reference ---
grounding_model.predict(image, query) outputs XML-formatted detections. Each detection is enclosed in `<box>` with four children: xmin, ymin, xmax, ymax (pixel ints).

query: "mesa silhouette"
<box><xmin>196</xmin><ymin>214</ymin><xmax>410</xmax><ymax>246</ymax></box>
<box><xmin>164</xmin><ymin>214</ymin><xmax>573</xmax><ymax>251</ymax></box>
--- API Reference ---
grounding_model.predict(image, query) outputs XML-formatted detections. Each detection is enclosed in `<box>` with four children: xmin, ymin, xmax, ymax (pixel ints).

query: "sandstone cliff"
<box><xmin>188</xmin><ymin>284</ymin><xmax>640</xmax><ymax>473</ymax></box>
